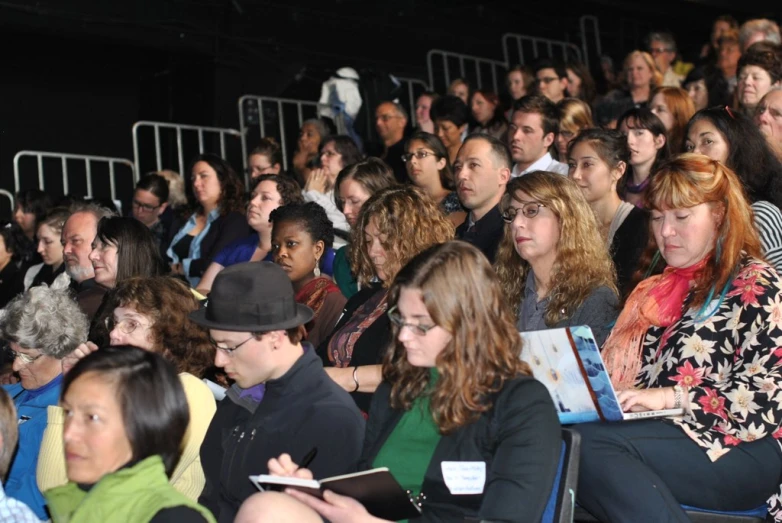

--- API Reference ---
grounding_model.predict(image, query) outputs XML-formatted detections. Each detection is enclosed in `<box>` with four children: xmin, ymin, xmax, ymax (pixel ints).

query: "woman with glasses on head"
<box><xmin>684</xmin><ymin>106</ymin><xmax>782</xmax><ymax>272</ymax></box>
<box><xmin>131</xmin><ymin>173</ymin><xmax>172</xmax><ymax>258</ymax></box>
<box><xmin>243</xmin><ymin>241</ymin><xmax>561</xmax><ymax>523</ymax></box>
<box><xmin>318</xmin><ymin>186</ymin><xmax>453</xmax><ymax>413</ymax></box>
<box><xmin>404</xmin><ymin>131</ymin><xmax>466</xmax><ymax>227</ymax></box>
<box><xmin>247</xmin><ymin>137</ymin><xmax>283</xmax><ymax>179</ymax></box>
<box><xmin>303</xmin><ymin>135</ymin><xmax>362</xmax><ymax>249</ymax></box>
<box><xmin>36</xmin><ymin>276</ymin><xmax>216</xmax><ymax>502</ymax></box>
<box><xmin>495</xmin><ymin>172</ymin><xmax>619</xmax><ymax>347</ymax></box>
<box><xmin>196</xmin><ymin>175</ymin><xmax>304</xmax><ymax>295</ymax></box>
<box><xmin>0</xmin><ymin>274</ymin><xmax>88</xmax><ymax>520</ymax></box>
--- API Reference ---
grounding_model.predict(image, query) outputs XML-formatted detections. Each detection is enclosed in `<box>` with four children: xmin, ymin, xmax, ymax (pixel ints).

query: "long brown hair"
<box><xmin>636</xmin><ymin>153</ymin><xmax>762</xmax><ymax>308</ymax></box>
<box><xmin>495</xmin><ymin>172</ymin><xmax>618</xmax><ymax>322</ymax></box>
<box><xmin>383</xmin><ymin>241</ymin><xmax>530</xmax><ymax>434</ymax></box>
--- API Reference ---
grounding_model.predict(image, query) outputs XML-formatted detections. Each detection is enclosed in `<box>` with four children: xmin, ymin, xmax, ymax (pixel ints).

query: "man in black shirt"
<box><xmin>453</xmin><ymin>134</ymin><xmax>511</xmax><ymax>264</ymax></box>
<box><xmin>375</xmin><ymin>101</ymin><xmax>409</xmax><ymax>184</ymax></box>
<box><xmin>193</xmin><ymin>262</ymin><xmax>365</xmax><ymax>523</ymax></box>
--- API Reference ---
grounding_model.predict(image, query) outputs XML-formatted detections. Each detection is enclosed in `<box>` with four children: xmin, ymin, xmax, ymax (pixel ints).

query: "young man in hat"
<box><xmin>192</xmin><ymin>262</ymin><xmax>365</xmax><ymax>523</ymax></box>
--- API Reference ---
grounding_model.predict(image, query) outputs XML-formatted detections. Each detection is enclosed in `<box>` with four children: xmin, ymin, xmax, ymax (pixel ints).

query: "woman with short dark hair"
<box><xmin>89</xmin><ymin>217</ymin><xmax>166</xmax><ymax>290</ymax></box>
<box><xmin>45</xmin><ymin>347</ymin><xmax>215</xmax><ymax>522</ymax></box>
<box><xmin>430</xmin><ymin>95</ymin><xmax>470</xmax><ymax>164</ymax></box>
<box><xmin>132</xmin><ymin>174</ymin><xmax>171</xmax><ymax>256</ymax></box>
<box><xmin>25</xmin><ymin>207</ymin><xmax>70</xmax><ymax>290</ymax></box>
<box><xmin>737</xmin><ymin>41</ymin><xmax>782</xmax><ymax>115</ymax></box>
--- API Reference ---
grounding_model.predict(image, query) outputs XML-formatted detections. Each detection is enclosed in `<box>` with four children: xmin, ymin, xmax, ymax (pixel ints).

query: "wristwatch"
<box><xmin>673</xmin><ymin>385</ymin><xmax>684</xmax><ymax>409</ymax></box>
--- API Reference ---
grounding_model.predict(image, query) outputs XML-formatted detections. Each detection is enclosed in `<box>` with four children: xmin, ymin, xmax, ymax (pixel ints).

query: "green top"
<box><xmin>45</xmin><ymin>455</ymin><xmax>216</xmax><ymax>523</ymax></box>
<box><xmin>333</xmin><ymin>245</ymin><xmax>358</xmax><ymax>299</ymax></box>
<box><xmin>372</xmin><ymin>369</ymin><xmax>441</xmax><ymax>506</ymax></box>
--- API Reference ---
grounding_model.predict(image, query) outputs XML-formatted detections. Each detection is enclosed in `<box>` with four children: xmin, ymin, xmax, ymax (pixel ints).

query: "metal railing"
<box><xmin>426</xmin><ymin>49</ymin><xmax>507</xmax><ymax>95</ymax></box>
<box><xmin>502</xmin><ymin>33</ymin><xmax>583</xmax><ymax>68</ymax></box>
<box><xmin>132</xmin><ymin>121</ymin><xmax>242</xmax><ymax>182</ymax></box>
<box><xmin>13</xmin><ymin>151</ymin><xmax>134</xmax><ymax>201</ymax></box>
<box><xmin>0</xmin><ymin>189</ymin><xmax>14</xmax><ymax>218</ymax></box>
<box><xmin>238</xmin><ymin>95</ymin><xmax>334</xmax><ymax>175</ymax></box>
<box><xmin>395</xmin><ymin>77</ymin><xmax>431</xmax><ymax>127</ymax></box>
<box><xmin>579</xmin><ymin>15</ymin><xmax>602</xmax><ymax>70</ymax></box>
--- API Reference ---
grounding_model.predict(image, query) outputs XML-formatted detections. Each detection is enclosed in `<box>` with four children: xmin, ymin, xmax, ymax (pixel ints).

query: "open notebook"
<box><xmin>519</xmin><ymin>326</ymin><xmax>684</xmax><ymax>423</ymax></box>
<box><xmin>250</xmin><ymin>468</ymin><xmax>423</xmax><ymax>521</ymax></box>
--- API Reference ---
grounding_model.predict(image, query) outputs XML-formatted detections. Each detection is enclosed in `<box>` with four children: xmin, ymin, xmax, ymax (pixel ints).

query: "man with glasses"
<box><xmin>646</xmin><ymin>32</ymin><xmax>684</xmax><ymax>87</ymax></box>
<box><xmin>130</xmin><ymin>174</ymin><xmax>172</xmax><ymax>258</ymax></box>
<box><xmin>375</xmin><ymin>101</ymin><xmax>409</xmax><ymax>183</ymax></box>
<box><xmin>533</xmin><ymin>59</ymin><xmax>570</xmax><ymax>104</ymax></box>
<box><xmin>191</xmin><ymin>262</ymin><xmax>365</xmax><ymax>523</ymax></box>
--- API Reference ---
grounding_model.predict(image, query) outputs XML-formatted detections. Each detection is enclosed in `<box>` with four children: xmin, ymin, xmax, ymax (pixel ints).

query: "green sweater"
<box><xmin>45</xmin><ymin>456</ymin><xmax>216</xmax><ymax>523</ymax></box>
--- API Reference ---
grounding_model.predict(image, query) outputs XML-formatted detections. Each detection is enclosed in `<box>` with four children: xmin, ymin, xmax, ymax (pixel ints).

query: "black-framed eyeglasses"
<box><xmin>502</xmin><ymin>202</ymin><xmax>546</xmax><ymax>223</ymax></box>
<box><xmin>387</xmin><ymin>306</ymin><xmax>436</xmax><ymax>336</ymax></box>
<box><xmin>132</xmin><ymin>200</ymin><xmax>161</xmax><ymax>213</ymax></box>
<box><xmin>401</xmin><ymin>150</ymin><xmax>436</xmax><ymax>163</ymax></box>
<box><xmin>209</xmin><ymin>335</ymin><xmax>255</xmax><ymax>355</ymax></box>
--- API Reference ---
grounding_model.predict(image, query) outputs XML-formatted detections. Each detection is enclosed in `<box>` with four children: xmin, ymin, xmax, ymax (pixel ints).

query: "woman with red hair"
<box><xmin>649</xmin><ymin>86</ymin><xmax>696</xmax><ymax>153</ymax></box>
<box><xmin>577</xmin><ymin>154</ymin><xmax>782</xmax><ymax>522</ymax></box>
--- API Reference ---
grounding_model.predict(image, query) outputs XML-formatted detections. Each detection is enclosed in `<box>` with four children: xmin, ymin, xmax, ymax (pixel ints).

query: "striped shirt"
<box><xmin>753</xmin><ymin>200</ymin><xmax>782</xmax><ymax>273</ymax></box>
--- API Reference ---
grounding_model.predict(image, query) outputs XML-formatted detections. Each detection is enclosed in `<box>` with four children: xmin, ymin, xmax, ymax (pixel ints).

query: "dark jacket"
<box><xmin>0</xmin><ymin>261</ymin><xmax>24</xmax><ymax>309</ymax></box>
<box><xmin>611</xmin><ymin>206</ymin><xmax>649</xmax><ymax>298</ymax></box>
<box><xmin>360</xmin><ymin>376</ymin><xmax>561</xmax><ymax>522</ymax></box>
<box><xmin>188</xmin><ymin>211</ymin><xmax>250</xmax><ymax>279</ymax></box>
<box><xmin>455</xmin><ymin>205</ymin><xmax>504</xmax><ymax>265</ymax></box>
<box><xmin>199</xmin><ymin>347</ymin><xmax>366</xmax><ymax>523</ymax></box>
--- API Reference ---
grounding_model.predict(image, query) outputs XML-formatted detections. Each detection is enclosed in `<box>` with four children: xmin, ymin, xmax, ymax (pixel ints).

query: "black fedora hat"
<box><xmin>189</xmin><ymin>262</ymin><xmax>313</xmax><ymax>331</ymax></box>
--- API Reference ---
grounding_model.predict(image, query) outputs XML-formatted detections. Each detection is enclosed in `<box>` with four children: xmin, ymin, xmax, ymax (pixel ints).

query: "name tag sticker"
<box><xmin>441</xmin><ymin>461</ymin><xmax>486</xmax><ymax>495</ymax></box>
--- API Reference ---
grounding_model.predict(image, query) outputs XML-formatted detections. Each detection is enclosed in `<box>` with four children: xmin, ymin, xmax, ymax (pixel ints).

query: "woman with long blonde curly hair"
<box><xmin>318</xmin><ymin>185</ymin><xmax>454</xmax><ymax>413</ymax></box>
<box><xmin>495</xmin><ymin>171</ymin><xmax>618</xmax><ymax>346</ymax></box>
<box><xmin>252</xmin><ymin>241</ymin><xmax>561</xmax><ymax>523</ymax></box>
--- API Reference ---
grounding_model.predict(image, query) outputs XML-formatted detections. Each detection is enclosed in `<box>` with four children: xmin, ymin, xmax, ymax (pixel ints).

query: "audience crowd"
<box><xmin>3</xmin><ymin>12</ymin><xmax>782</xmax><ymax>523</ymax></box>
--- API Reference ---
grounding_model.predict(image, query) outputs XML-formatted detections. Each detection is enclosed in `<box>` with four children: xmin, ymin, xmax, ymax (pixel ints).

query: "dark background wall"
<box><xmin>0</xmin><ymin>0</ymin><xmax>777</xmax><ymax>218</ymax></box>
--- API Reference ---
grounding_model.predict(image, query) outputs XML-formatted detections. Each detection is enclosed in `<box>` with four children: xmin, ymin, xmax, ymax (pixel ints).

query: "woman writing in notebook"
<box><xmin>239</xmin><ymin>241</ymin><xmax>562</xmax><ymax>523</ymax></box>
<box><xmin>577</xmin><ymin>154</ymin><xmax>782</xmax><ymax>522</ymax></box>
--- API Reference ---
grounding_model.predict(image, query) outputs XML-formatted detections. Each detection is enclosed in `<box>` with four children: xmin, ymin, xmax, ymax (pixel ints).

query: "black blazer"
<box><xmin>171</xmin><ymin>211</ymin><xmax>250</xmax><ymax>279</ymax></box>
<box><xmin>360</xmin><ymin>376</ymin><xmax>561</xmax><ymax>522</ymax></box>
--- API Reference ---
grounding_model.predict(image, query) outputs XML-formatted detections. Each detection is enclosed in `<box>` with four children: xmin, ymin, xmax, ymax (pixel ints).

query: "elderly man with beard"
<box><xmin>60</xmin><ymin>202</ymin><xmax>115</xmax><ymax>319</ymax></box>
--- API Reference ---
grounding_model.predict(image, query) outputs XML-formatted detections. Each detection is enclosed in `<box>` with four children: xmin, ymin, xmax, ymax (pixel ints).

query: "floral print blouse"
<box><xmin>633</xmin><ymin>256</ymin><xmax>782</xmax><ymax>518</ymax></box>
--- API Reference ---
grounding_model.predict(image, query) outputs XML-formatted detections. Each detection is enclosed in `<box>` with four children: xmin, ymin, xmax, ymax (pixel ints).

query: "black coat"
<box><xmin>198</xmin><ymin>347</ymin><xmax>366</xmax><ymax>523</ymax></box>
<box><xmin>360</xmin><ymin>376</ymin><xmax>561</xmax><ymax>522</ymax></box>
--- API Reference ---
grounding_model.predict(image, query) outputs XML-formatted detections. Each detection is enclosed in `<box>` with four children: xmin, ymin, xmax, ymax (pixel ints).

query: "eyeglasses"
<box><xmin>502</xmin><ymin>202</ymin><xmax>546</xmax><ymax>223</ymax></box>
<box><xmin>7</xmin><ymin>349</ymin><xmax>43</xmax><ymax>365</ymax></box>
<box><xmin>387</xmin><ymin>306</ymin><xmax>436</xmax><ymax>336</ymax></box>
<box><xmin>132</xmin><ymin>200</ymin><xmax>161</xmax><ymax>213</ymax></box>
<box><xmin>104</xmin><ymin>317</ymin><xmax>149</xmax><ymax>335</ymax></box>
<box><xmin>537</xmin><ymin>77</ymin><xmax>559</xmax><ymax>85</ymax></box>
<box><xmin>209</xmin><ymin>335</ymin><xmax>255</xmax><ymax>355</ymax></box>
<box><xmin>401</xmin><ymin>150</ymin><xmax>436</xmax><ymax>163</ymax></box>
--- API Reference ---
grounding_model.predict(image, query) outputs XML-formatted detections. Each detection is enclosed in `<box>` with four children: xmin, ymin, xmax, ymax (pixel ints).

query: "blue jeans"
<box><xmin>576</xmin><ymin>419</ymin><xmax>782</xmax><ymax>523</ymax></box>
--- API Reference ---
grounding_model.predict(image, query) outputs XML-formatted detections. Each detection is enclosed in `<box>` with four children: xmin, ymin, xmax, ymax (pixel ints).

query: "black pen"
<box><xmin>300</xmin><ymin>447</ymin><xmax>318</xmax><ymax>469</ymax></box>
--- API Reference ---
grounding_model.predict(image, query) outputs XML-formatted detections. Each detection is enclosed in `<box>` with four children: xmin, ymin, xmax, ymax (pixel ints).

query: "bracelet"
<box><xmin>673</xmin><ymin>385</ymin><xmax>683</xmax><ymax>409</ymax></box>
<box><xmin>352</xmin><ymin>366</ymin><xmax>360</xmax><ymax>393</ymax></box>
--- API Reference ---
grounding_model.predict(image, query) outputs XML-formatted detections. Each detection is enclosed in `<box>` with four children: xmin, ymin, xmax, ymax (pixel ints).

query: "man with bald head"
<box><xmin>757</xmin><ymin>89</ymin><xmax>782</xmax><ymax>158</ymax></box>
<box><xmin>61</xmin><ymin>202</ymin><xmax>115</xmax><ymax>319</ymax></box>
<box><xmin>375</xmin><ymin>101</ymin><xmax>409</xmax><ymax>183</ymax></box>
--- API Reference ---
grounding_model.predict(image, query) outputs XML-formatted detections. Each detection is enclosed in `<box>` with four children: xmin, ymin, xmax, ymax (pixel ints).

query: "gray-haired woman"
<box><xmin>0</xmin><ymin>273</ymin><xmax>88</xmax><ymax>520</ymax></box>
